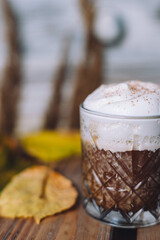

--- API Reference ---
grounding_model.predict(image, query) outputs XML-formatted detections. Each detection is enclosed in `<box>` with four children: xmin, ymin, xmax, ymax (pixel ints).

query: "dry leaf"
<box><xmin>21</xmin><ymin>130</ymin><xmax>81</xmax><ymax>163</ymax></box>
<box><xmin>0</xmin><ymin>166</ymin><xmax>78</xmax><ymax>224</ymax></box>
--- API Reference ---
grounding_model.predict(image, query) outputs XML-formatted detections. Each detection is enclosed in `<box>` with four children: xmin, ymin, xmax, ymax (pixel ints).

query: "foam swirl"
<box><xmin>81</xmin><ymin>81</ymin><xmax>160</xmax><ymax>152</ymax></box>
<box><xmin>83</xmin><ymin>81</ymin><xmax>160</xmax><ymax>116</ymax></box>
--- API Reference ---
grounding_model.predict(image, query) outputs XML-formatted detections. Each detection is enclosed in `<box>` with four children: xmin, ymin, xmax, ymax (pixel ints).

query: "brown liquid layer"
<box><xmin>82</xmin><ymin>142</ymin><xmax>160</xmax><ymax>214</ymax></box>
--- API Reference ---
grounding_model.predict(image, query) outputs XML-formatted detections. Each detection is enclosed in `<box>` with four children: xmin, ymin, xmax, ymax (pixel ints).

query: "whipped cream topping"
<box><xmin>81</xmin><ymin>81</ymin><xmax>160</xmax><ymax>152</ymax></box>
<box><xmin>83</xmin><ymin>81</ymin><xmax>160</xmax><ymax>116</ymax></box>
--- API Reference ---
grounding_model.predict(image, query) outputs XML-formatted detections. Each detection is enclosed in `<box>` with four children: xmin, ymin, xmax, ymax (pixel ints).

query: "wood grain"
<box><xmin>0</xmin><ymin>157</ymin><xmax>159</xmax><ymax>239</ymax></box>
<box><xmin>137</xmin><ymin>224</ymin><xmax>160</xmax><ymax>240</ymax></box>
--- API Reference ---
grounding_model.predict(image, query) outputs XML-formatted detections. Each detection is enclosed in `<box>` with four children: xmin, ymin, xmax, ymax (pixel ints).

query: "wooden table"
<box><xmin>0</xmin><ymin>157</ymin><xmax>160</xmax><ymax>240</ymax></box>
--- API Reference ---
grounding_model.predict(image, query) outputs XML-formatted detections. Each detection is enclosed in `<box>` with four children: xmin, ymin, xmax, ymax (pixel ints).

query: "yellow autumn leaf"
<box><xmin>0</xmin><ymin>166</ymin><xmax>78</xmax><ymax>224</ymax></box>
<box><xmin>21</xmin><ymin>130</ymin><xmax>81</xmax><ymax>163</ymax></box>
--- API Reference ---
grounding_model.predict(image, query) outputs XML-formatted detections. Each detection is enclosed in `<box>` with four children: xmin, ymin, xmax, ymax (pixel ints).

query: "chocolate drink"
<box><xmin>82</xmin><ymin>142</ymin><xmax>160</xmax><ymax>215</ymax></box>
<box><xmin>80</xmin><ymin>80</ymin><xmax>160</xmax><ymax>226</ymax></box>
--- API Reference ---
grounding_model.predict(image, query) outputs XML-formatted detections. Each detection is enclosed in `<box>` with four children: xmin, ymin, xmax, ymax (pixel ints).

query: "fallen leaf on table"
<box><xmin>0</xmin><ymin>166</ymin><xmax>78</xmax><ymax>224</ymax></box>
<box><xmin>21</xmin><ymin>130</ymin><xmax>81</xmax><ymax>163</ymax></box>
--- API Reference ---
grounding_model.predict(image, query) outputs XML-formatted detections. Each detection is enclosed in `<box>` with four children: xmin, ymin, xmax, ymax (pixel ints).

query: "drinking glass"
<box><xmin>80</xmin><ymin>103</ymin><xmax>160</xmax><ymax>228</ymax></box>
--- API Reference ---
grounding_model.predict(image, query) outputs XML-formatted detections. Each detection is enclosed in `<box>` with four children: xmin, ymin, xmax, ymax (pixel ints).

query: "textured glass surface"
<box><xmin>80</xmin><ymin>106</ymin><xmax>160</xmax><ymax>228</ymax></box>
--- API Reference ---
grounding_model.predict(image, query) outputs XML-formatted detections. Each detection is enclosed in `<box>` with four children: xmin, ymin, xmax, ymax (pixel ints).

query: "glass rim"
<box><xmin>80</xmin><ymin>103</ymin><xmax>160</xmax><ymax>120</ymax></box>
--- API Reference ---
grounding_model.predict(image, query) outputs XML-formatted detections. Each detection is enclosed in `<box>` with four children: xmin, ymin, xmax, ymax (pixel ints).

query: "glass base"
<box><xmin>83</xmin><ymin>198</ymin><xmax>160</xmax><ymax>228</ymax></box>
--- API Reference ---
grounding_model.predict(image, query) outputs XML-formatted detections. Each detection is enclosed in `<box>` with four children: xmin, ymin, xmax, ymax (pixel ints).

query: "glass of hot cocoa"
<box><xmin>80</xmin><ymin>80</ymin><xmax>160</xmax><ymax>228</ymax></box>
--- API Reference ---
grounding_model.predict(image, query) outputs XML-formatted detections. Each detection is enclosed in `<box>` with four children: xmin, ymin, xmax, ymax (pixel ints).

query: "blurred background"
<box><xmin>0</xmin><ymin>0</ymin><xmax>160</xmax><ymax>136</ymax></box>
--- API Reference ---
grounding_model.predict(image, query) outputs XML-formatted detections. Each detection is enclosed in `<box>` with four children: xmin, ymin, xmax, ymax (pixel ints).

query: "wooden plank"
<box><xmin>6</xmin><ymin>219</ymin><xmax>26</xmax><ymax>240</ymax></box>
<box><xmin>17</xmin><ymin>219</ymin><xmax>35</xmax><ymax>240</ymax></box>
<box><xmin>0</xmin><ymin>218</ymin><xmax>17</xmax><ymax>239</ymax></box>
<box><xmin>55</xmin><ymin>208</ymin><xmax>78</xmax><ymax>240</ymax></box>
<box><xmin>1</xmin><ymin>157</ymin><xmax>160</xmax><ymax>239</ymax></box>
<box><xmin>75</xmin><ymin>207</ymin><xmax>110</xmax><ymax>240</ymax></box>
<box><xmin>25</xmin><ymin>217</ymin><xmax>62</xmax><ymax>240</ymax></box>
<box><xmin>137</xmin><ymin>224</ymin><xmax>160</xmax><ymax>240</ymax></box>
